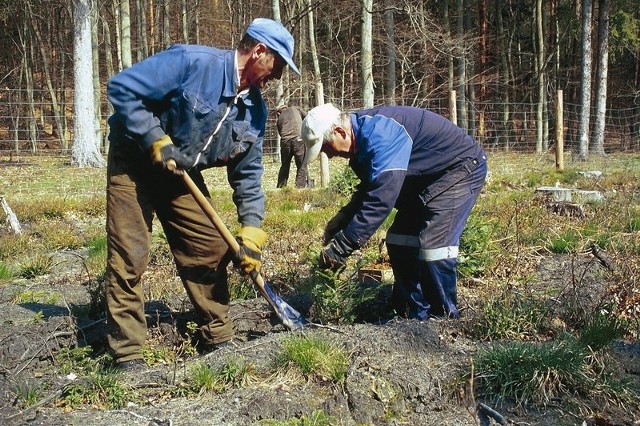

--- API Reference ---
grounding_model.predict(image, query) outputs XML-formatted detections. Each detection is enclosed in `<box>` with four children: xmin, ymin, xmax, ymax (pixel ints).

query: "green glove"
<box><xmin>149</xmin><ymin>135</ymin><xmax>191</xmax><ymax>173</ymax></box>
<box><xmin>235</xmin><ymin>226</ymin><xmax>268</xmax><ymax>275</ymax></box>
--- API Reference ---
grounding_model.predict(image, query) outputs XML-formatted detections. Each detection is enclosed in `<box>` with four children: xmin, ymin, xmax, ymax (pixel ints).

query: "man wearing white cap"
<box><xmin>301</xmin><ymin>104</ymin><xmax>487</xmax><ymax>321</ymax></box>
<box><xmin>105</xmin><ymin>18</ymin><xmax>300</xmax><ymax>369</ymax></box>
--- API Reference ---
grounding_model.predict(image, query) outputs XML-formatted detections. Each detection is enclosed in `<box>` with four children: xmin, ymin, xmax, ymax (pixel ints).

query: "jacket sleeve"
<box><xmin>107</xmin><ymin>46</ymin><xmax>189</xmax><ymax>150</ymax></box>
<box><xmin>342</xmin><ymin>115</ymin><xmax>412</xmax><ymax>246</ymax></box>
<box><xmin>226</xmin><ymin>94</ymin><xmax>268</xmax><ymax>228</ymax></box>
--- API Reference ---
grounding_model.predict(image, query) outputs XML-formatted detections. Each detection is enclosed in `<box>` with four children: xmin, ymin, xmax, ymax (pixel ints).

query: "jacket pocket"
<box><xmin>229</xmin><ymin>121</ymin><xmax>258</xmax><ymax>159</ymax></box>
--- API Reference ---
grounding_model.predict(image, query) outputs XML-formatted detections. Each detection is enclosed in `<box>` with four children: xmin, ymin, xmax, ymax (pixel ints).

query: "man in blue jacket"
<box><xmin>301</xmin><ymin>103</ymin><xmax>486</xmax><ymax>321</ymax></box>
<box><xmin>105</xmin><ymin>18</ymin><xmax>300</xmax><ymax>369</ymax></box>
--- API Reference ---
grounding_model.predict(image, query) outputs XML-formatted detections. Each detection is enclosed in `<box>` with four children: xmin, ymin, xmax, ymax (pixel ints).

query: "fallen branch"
<box><xmin>1</xmin><ymin>196</ymin><xmax>22</xmax><ymax>234</ymax></box>
<box><xmin>477</xmin><ymin>402</ymin><xmax>507</xmax><ymax>425</ymax></box>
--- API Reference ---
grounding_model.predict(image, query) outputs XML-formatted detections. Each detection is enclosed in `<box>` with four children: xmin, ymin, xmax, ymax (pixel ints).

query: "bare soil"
<box><xmin>0</xmin><ymin>248</ymin><xmax>638</xmax><ymax>426</ymax></box>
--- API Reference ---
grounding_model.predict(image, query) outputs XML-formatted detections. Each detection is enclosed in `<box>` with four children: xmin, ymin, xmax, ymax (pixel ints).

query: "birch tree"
<box><xmin>120</xmin><ymin>0</ymin><xmax>133</xmax><ymax>68</ymax></box>
<box><xmin>592</xmin><ymin>0</ymin><xmax>609</xmax><ymax>156</ymax></box>
<box><xmin>578</xmin><ymin>0</ymin><xmax>593</xmax><ymax>160</ymax></box>
<box><xmin>72</xmin><ymin>0</ymin><xmax>105</xmax><ymax>168</ymax></box>
<box><xmin>361</xmin><ymin>0</ymin><xmax>374</xmax><ymax>108</ymax></box>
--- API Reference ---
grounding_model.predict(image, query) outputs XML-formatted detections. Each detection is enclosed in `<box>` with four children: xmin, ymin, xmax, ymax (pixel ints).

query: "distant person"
<box><xmin>301</xmin><ymin>104</ymin><xmax>487</xmax><ymax>320</ymax></box>
<box><xmin>105</xmin><ymin>18</ymin><xmax>300</xmax><ymax>370</ymax></box>
<box><xmin>276</xmin><ymin>105</ymin><xmax>308</xmax><ymax>188</ymax></box>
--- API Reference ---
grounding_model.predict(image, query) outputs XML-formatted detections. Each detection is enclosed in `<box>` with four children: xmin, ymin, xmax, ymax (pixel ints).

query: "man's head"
<box><xmin>238</xmin><ymin>18</ymin><xmax>300</xmax><ymax>90</ymax></box>
<box><xmin>301</xmin><ymin>103</ymin><xmax>352</xmax><ymax>165</ymax></box>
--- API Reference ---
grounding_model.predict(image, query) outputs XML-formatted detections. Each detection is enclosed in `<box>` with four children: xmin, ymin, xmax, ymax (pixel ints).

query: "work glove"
<box><xmin>319</xmin><ymin>230</ymin><xmax>359</xmax><ymax>271</ymax></box>
<box><xmin>149</xmin><ymin>135</ymin><xmax>191</xmax><ymax>174</ymax></box>
<box><xmin>323</xmin><ymin>210</ymin><xmax>353</xmax><ymax>245</ymax></box>
<box><xmin>235</xmin><ymin>226</ymin><xmax>268</xmax><ymax>275</ymax></box>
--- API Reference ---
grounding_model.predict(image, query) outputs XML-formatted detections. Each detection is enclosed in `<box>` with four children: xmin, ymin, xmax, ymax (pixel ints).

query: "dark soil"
<box><xmin>0</xmin><ymin>249</ymin><xmax>638</xmax><ymax>426</ymax></box>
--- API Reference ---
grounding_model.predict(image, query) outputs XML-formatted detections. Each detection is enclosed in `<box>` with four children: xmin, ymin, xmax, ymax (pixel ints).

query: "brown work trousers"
<box><xmin>106</xmin><ymin>140</ymin><xmax>233</xmax><ymax>362</ymax></box>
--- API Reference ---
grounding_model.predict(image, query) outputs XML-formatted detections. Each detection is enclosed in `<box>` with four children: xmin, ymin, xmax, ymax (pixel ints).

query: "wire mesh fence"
<box><xmin>1</xmin><ymin>88</ymin><xmax>639</xmax><ymax>161</ymax></box>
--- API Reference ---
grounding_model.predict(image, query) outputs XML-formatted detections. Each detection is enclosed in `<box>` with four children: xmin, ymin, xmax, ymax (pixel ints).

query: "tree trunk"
<box><xmin>497</xmin><ymin>0</ymin><xmax>510</xmax><ymax>151</ymax></box>
<box><xmin>535</xmin><ymin>0</ymin><xmax>545</xmax><ymax>153</ymax></box>
<box><xmin>163</xmin><ymin>0</ymin><xmax>171</xmax><ymax>48</ymax></box>
<box><xmin>307</xmin><ymin>0</ymin><xmax>329</xmax><ymax>187</ymax></box>
<box><xmin>72</xmin><ymin>0</ymin><xmax>105</xmax><ymax>168</ymax></box>
<box><xmin>362</xmin><ymin>0</ymin><xmax>374</xmax><ymax>108</ymax></box>
<box><xmin>182</xmin><ymin>0</ymin><xmax>189</xmax><ymax>43</ymax></box>
<box><xmin>456</xmin><ymin>0</ymin><xmax>467</xmax><ymax>132</ymax></box>
<box><xmin>478</xmin><ymin>0</ymin><xmax>488</xmax><ymax>144</ymax></box>
<box><xmin>385</xmin><ymin>0</ymin><xmax>396</xmax><ymax>105</ymax></box>
<box><xmin>464</xmin><ymin>0</ymin><xmax>475</xmax><ymax>138</ymax></box>
<box><xmin>578</xmin><ymin>0</ymin><xmax>593</xmax><ymax>160</ymax></box>
<box><xmin>592</xmin><ymin>0</ymin><xmax>609</xmax><ymax>156</ymax></box>
<box><xmin>91</xmin><ymin>0</ymin><xmax>103</xmax><ymax>151</ymax></box>
<box><xmin>136</xmin><ymin>0</ymin><xmax>148</xmax><ymax>61</ymax></box>
<box><xmin>120</xmin><ymin>0</ymin><xmax>132</xmax><ymax>68</ymax></box>
<box><xmin>27</xmin><ymin>3</ymin><xmax>67</xmax><ymax>150</ymax></box>
<box><xmin>444</xmin><ymin>0</ymin><xmax>454</xmax><ymax>94</ymax></box>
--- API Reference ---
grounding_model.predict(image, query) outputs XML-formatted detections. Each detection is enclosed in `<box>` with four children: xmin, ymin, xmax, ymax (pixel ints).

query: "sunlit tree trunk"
<box><xmin>120</xmin><ymin>0</ymin><xmax>132</xmax><ymax>68</ymax></box>
<box><xmin>578</xmin><ymin>0</ymin><xmax>593</xmax><ymax>160</ymax></box>
<box><xmin>72</xmin><ymin>0</ymin><xmax>105</xmax><ymax>168</ymax></box>
<box><xmin>592</xmin><ymin>0</ymin><xmax>609</xmax><ymax>156</ymax></box>
<box><xmin>497</xmin><ymin>0</ymin><xmax>510</xmax><ymax>151</ymax></box>
<box><xmin>362</xmin><ymin>0</ymin><xmax>374</xmax><ymax>108</ymax></box>
<box><xmin>90</xmin><ymin>0</ymin><xmax>103</xmax><ymax>150</ymax></box>
<box><xmin>535</xmin><ymin>0</ymin><xmax>545</xmax><ymax>153</ymax></box>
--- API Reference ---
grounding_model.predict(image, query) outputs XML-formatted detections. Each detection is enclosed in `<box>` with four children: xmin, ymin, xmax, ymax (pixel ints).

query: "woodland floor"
<box><xmin>0</xmin><ymin>245</ymin><xmax>638</xmax><ymax>426</ymax></box>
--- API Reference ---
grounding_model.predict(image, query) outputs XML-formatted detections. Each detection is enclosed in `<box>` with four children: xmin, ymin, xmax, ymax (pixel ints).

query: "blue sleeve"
<box><xmin>106</xmin><ymin>45</ymin><xmax>188</xmax><ymax>149</ymax></box>
<box><xmin>343</xmin><ymin>115</ymin><xmax>412</xmax><ymax>246</ymax></box>
<box><xmin>227</xmin><ymin>92</ymin><xmax>268</xmax><ymax>227</ymax></box>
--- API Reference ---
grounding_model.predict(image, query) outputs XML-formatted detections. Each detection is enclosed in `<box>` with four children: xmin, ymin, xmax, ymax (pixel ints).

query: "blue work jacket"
<box><xmin>342</xmin><ymin>106</ymin><xmax>486</xmax><ymax>246</ymax></box>
<box><xmin>107</xmin><ymin>44</ymin><xmax>266</xmax><ymax>227</ymax></box>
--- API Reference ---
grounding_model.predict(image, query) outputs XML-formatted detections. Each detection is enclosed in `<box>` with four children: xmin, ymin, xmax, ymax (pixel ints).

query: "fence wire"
<box><xmin>1</xmin><ymin>89</ymin><xmax>639</xmax><ymax>159</ymax></box>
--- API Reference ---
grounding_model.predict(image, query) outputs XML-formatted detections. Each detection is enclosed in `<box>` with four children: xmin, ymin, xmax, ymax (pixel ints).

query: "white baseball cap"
<box><xmin>301</xmin><ymin>103</ymin><xmax>342</xmax><ymax>165</ymax></box>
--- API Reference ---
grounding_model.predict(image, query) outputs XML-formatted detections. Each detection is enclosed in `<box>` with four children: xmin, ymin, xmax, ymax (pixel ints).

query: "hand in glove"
<box><xmin>323</xmin><ymin>210</ymin><xmax>352</xmax><ymax>245</ymax></box>
<box><xmin>149</xmin><ymin>135</ymin><xmax>191</xmax><ymax>174</ymax></box>
<box><xmin>235</xmin><ymin>226</ymin><xmax>268</xmax><ymax>275</ymax></box>
<box><xmin>319</xmin><ymin>230</ymin><xmax>359</xmax><ymax>271</ymax></box>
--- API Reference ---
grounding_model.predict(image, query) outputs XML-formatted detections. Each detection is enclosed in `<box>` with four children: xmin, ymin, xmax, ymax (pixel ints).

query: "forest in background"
<box><xmin>0</xmin><ymin>0</ymin><xmax>639</xmax><ymax>161</ymax></box>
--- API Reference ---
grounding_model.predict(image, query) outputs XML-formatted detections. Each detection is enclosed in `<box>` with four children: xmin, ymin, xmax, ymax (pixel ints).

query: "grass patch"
<box><xmin>258</xmin><ymin>410</ymin><xmax>337</xmax><ymax>426</ymax></box>
<box><xmin>0</xmin><ymin>261</ymin><xmax>13</xmax><ymax>279</ymax></box>
<box><xmin>174</xmin><ymin>358</ymin><xmax>255</xmax><ymax>396</ymax></box>
<box><xmin>18</xmin><ymin>254</ymin><xmax>54</xmax><ymax>279</ymax></box>
<box><xmin>275</xmin><ymin>335</ymin><xmax>349</xmax><ymax>383</ymax></box>
<box><xmin>60</xmin><ymin>370</ymin><xmax>131</xmax><ymax>409</ymax></box>
<box><xmin>474</xmin><ymin>331</ymin><xmax>639</xmax><ymax>410</ymax></box>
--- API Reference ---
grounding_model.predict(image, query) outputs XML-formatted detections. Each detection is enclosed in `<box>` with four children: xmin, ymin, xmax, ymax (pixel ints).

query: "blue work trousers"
<box><xmin>386</xmin><ymin>157</ymin><xmax>487</xmax><ymax>320</ymax></box>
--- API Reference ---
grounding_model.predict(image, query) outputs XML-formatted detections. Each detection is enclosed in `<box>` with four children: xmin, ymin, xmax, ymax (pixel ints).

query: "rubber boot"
<box><xmin>388</xmin><ymin>243</ymin><xmax>430</xmax><ymax>320</ymax></box>
<box><xmin>420</xmin><ymin>258</ymin><xmax>459</xmax><ymax>318</ymax></box>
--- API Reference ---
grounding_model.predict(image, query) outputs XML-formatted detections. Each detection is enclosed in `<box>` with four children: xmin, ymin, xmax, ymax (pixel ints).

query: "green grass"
<box><xmin>174</xmin><ymin>358</ymin><xmax>255</xmax><ymax>396</ymax></box>
<box><xmin>275</xmin><ymin>335</ymin><xmax>349</xmax><ymax>383</ymax></box>
<box><xmin>258</xmin><ymin>410</ymin><xmax>337</xmax><ymax>426</ymax></box>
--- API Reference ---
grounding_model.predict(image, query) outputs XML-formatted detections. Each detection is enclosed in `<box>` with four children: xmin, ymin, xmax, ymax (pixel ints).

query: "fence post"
<box><xmin>556</xmin><ymin>89</ymin><xmax>564</xmax><ymax>172</ymax></box>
